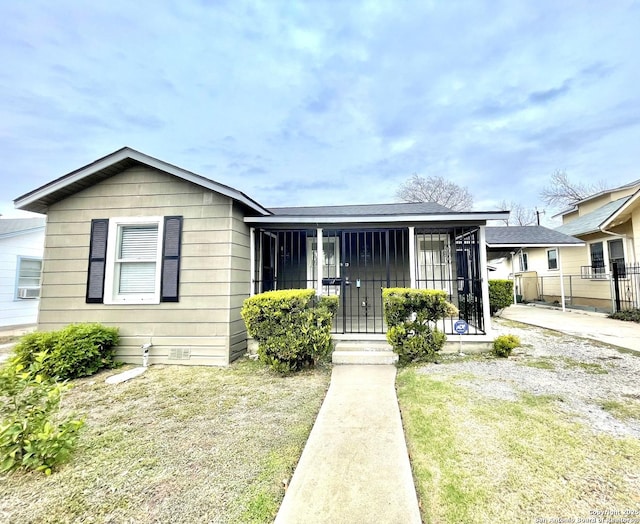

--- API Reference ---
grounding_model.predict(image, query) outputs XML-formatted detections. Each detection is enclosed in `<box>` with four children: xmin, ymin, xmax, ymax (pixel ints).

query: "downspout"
<box><xmin>478</xmin><ymin>225</ymin><xmax>492</xmax><ymax>337</ymax></box>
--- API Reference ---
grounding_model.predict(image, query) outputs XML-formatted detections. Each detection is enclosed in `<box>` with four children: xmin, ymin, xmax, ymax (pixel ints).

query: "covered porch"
<box><xmin>248</xmin><ymin>225</ymin><xmax>489</xmax><ymax>337</ymax></box>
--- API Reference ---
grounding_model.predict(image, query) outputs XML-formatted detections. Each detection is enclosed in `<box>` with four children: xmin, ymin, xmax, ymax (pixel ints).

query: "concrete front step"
<box><xmin>332</xmin><ymin>350</ymin><xmax>398</xmax><ymax>365</ymax></box>
<box><xmin>332</xmin><ymin>341</ymin><xmax>398</xmax><ymax>364</ymax></box>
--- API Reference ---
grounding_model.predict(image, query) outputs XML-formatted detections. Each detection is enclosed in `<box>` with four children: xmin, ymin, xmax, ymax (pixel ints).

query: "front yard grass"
<box><xmin>397</xmin><ymin>368</ymin><xmax>640</xmax><ymax>524</ymax></box>
<box><xmin>0</xmin><ymin>359</ymin><xmax>330</xmax><ymax>523</ymax></box>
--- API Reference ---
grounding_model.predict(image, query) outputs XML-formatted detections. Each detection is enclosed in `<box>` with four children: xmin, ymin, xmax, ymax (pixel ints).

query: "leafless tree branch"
<box><xmin>540</xmin><ymin>170</ymin><xmax>609</xmax><ymax>209</ymax></box>
<box><xmin>497</xmin><ymin>200</ymin><xmax>538</xmax><ymax>226</ymax></box>
<box><xmin>396</xmin><ymin>174</ymin><xmax>473</xmax><ymax>211</ymax></box>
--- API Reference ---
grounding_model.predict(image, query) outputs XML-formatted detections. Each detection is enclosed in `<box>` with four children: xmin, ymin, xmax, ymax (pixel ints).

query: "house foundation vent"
<box><xmin>169</xmin><ymin>348</ymin><xmax>191</xmax><ymax>360</ymax></box>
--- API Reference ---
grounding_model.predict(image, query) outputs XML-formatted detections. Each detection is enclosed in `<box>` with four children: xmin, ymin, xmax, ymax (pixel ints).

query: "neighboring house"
<box><xmin>14</xmin><ymin>147</ymin><xmax>508</xmax><ymax>366</ymax></box>
<box><xmin>554</xmin><ymin>180</ymin><xmax>640</xmax><ymax>311</ymax></box>
<box><xmin>485</xmin><ymin>226</ymin><xmax>584</xmax><ymax>305</ymax></box>
<box><xmin>0</xmin><ymin>217</ymin><xmax>46</xmax><ymax>328</ymax></box>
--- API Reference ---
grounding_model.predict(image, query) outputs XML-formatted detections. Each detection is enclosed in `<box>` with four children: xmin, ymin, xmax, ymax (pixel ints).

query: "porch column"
<box><xmin>510</xmin><ymin>251</ymin><xmax>517</xmax><ymax>304</ymax></box>
<box><xmin>317</xmin><ymin>228</ymin><xmax>323</xmax><ymax>294</ymax></box>
<box><xmin>408</xmin><ymin>226</ymin><xmax>416</xmax><ymax>288</ymax></box>
<box><xmin>558</xmin><ymin>246</ymin><xmax>566</xmax><ymax>312</ymax></box>
<box><xmin>250</xmin><ymin>227</ymin><xmax>256</xmax><ymax>296</ymax></box>
<box><xmin>478</xmin><ymin>225</ymin><xmax>493</xmax><ymax>337</ymax></box>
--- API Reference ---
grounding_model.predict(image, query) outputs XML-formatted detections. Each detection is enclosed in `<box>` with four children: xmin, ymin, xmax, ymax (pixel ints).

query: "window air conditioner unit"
<box><xmin>18</xmin><ymin>287</ymin><xmax>40</xmax><ymax>299</ymax></box>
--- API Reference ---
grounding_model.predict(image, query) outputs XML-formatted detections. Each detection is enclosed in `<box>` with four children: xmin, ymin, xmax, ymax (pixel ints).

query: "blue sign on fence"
<box><xmin>454</xmin><ymin>319</ymin><xmax>469</xmax><ymax>335</ymax></box>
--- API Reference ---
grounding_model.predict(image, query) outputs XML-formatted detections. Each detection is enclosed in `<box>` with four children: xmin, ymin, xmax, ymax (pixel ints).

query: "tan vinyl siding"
<box><xmin>38</xmin><ymin>166</ymin><xmax>252</xmax><ymax>366</ymax></box>
<box><xmin>228</xmin><ymin>203</ymin><xmax>251</xmax><ymax>361</ymax></box>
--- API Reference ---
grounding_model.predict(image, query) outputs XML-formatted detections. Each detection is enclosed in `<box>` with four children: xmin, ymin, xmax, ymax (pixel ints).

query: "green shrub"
<box><xmin>12</xmin><ymin>323</ymin><xmax>119</xmax><ymax>380</ymax></box>
<box><xmin>493</xmin><ymin>334</ymin><xmax>521</xmax><ymax>357</ymax></box>
<box><xmin>0</xmin><ymin>354</ymin><xmax>85</xmax><ymax>474</ymax></box>
<box><xmin>488</xmin><ymin>279</ymin><xmax>514</xmax><ymax>315</ymax></box>
<box><xmin>383</xmin><ymin>288</ymin><xmax>458</xmax><ymax>365</ymax></box>
<box><xmin>241</xmin><ymin>290</ymin><xmax>337</xmax><ymax>373</ymax></box>
<box><xmin>609</xmin><ymin>308</ymin><xmax>640</xmax><ymax>323</ymax></box>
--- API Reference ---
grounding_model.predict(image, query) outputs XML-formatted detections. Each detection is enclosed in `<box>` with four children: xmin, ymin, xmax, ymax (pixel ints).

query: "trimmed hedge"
<box><xmin>12</xmin><ymin>323</ymin><xmax>120</xmax><ymax>380</ymax></box>
<box><xmin>488</xmin><ymin>279</ymin><xmax>513</xmax><ymax>315</ymax></box>
<box><xmin>383</xmin><ymin>288</ymin><xmax>458</xmax><ymax>365</ymax></box>
<box><xmin>241</xmin><ymin>289</ymin><xmax>338</xmax><ymax>373</ymax></box>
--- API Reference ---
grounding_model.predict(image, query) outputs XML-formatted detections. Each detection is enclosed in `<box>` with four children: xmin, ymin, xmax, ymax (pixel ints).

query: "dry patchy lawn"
<box><xmin>0</xmin><ymin>359</ymin><xmax>330</xmax><ymax>523</ymax></box>
<box><xmin>398</xmin><ymin>321</ymin><xmax>640</xmax><ymax>523</ymax></box>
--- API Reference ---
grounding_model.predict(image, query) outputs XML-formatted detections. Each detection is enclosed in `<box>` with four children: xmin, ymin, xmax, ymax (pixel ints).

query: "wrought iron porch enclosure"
<box><xmin>251</xmin><ymin>226</ymin><xmax>485</xmax><ymax>335</ymax></box>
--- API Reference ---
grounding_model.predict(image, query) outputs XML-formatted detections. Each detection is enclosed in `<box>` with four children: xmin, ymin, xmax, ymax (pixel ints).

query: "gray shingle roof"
<box><xmin>485</xmin><ymin>226</ymin><xmax>583</xmax><ymax>246</ymax></box>
<box><xmin>555</xmin><ymin>196</ymin><xmax>631</xmax><ymax>236</ymax></box>
<box><xmin>269</xmin><ymin>202</ymin><xmax>454</xmax><ymax>216</ymax></box>
<box><xmin>0</xmin><ymin>217</ymin><xmax>46</xmax><ymax>238</ymax></box>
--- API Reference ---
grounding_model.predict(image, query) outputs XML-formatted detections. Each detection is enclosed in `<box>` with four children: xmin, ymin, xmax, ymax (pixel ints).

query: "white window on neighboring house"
<box><xmin>547</xmin><ymin>248</ymin><xmax>558</xmax><ymax>270</ymax></box>
<box><xmin>518</xmin><ymin>252</ymin><xmax>528</xmax><ymax>272</ymax></box>
<box><xmin>85</xmin><ymin>216</ymin><xmax>182</xmax><ymax>305</ymax></box>
<box><xmin>16</xmin><ymin>257</ymin><xmax>42</xmax><ymax>299</ymax></box>
<box><xmin>607</xmin><ymin>238</ymin><xmax>625</xmax><ymax>269</ymax></box>
<box><xmin>589</xmin><ymin>242</ymin><xmax>605</xmax><ymax>277</ymax></box>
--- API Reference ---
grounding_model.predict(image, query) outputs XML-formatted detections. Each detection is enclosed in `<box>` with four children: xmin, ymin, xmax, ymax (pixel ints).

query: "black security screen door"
<box><xmin>336</xmin><ymin>229</ymin><xmax>410</xmax><ymax>334</ymax></box>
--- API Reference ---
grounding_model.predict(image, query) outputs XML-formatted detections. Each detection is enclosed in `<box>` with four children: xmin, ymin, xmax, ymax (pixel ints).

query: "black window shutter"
<box><xmin>86</xmin><ymin>219</ymin><xmax>109</xmax><ymax>303</ymax></box>
<box><xmin>161</xmin><ymin>216</ymin><xmax>182</xmax><ymax>302</ymax></box>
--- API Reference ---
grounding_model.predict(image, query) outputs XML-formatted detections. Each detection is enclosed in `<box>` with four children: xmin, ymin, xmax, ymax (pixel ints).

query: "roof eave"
<box><xmin>0</xmin><ymin>225</ymin><xmax>46</xmax><ymax>240</ymax></box>
<box><xmin>14</xmin><ymin>147</ymin><xmax>271</xmax><ymax>216</ymax></box>
<box><xmin>244</xmin><ymin>211</ymin><xmax>510</xmax><ymax>225</ymax></box>
<box><xmin>599</xmin><ymin>188</ymin><xmax>640</xmax><ymax>231</ymax></box>
<box><xmin>486</xmin><ymin>242</ymin><xmax>584</xmax><ymax>248</ymax></box>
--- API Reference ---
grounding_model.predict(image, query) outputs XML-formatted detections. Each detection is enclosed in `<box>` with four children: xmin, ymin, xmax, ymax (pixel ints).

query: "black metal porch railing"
<box><xmin>251</xmin><ymin>227</ymin><xmax>487</xmax><ymax>336</ymax></box>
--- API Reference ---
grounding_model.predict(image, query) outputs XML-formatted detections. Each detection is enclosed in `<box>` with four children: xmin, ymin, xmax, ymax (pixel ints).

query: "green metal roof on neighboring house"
<box><xmin>555</xmin><ymin>196</ymin><xmax>631</xmax><ymax>237</ymax></box>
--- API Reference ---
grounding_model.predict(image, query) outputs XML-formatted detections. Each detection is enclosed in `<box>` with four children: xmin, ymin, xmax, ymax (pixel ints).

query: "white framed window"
<box><xmin>547</xmin><ymin>248</ymin><xmax>558</xmax><ymax>270</ymax></box>
<box><xmin>104</xmin><ymin>217</ymin><xmax>164</xmax><ymax>304</ymax></box>
<box><xmin>15</xmin><ymin>256</ymin><xmax>42</xmax><ymax>299</ymax></box>
<box><xmin>519</xmin><ymin>252</ymin><xmax>528</xmax><ymax>272</ymax></box>
<box><xmin>589</xmin><ymin>242</ymin><xmax>605</xmax><ymax>277</ymax></box>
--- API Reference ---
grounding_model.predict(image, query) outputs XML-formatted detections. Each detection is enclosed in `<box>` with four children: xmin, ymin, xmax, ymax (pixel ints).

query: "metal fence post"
<box><xmin>612</xmin><ymin>261</ymin><xmax>621</xmax><ymax>312</ymax></box>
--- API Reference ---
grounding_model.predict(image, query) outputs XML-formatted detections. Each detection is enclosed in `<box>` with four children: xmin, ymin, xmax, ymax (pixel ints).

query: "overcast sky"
<box><xmin>1</xmin><ymin>1</ymin><xmax>639</xmax><ymax>225</ymax></box>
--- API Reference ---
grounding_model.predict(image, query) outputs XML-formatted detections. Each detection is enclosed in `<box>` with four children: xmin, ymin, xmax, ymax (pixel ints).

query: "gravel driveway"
<box><xmin>418</xmin><ymin>318</ymin><xmax>640</xmax><ymax>439</ymax></box>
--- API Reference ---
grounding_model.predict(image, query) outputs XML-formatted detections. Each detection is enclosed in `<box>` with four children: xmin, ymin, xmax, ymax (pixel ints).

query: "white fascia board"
<box><xmin>14</xmin><ymin>149</ymin><xmax>132</xmax><ymax>210</ymax></box>
<box><xmin>244</xmin><ymin>212</ymin><xmax>509</xmax><ymax>225</ymax></box>
<box><xmin>15</xmin><ymin>148</ymin><xmax>271</xmax><ymax>216</ymax></box>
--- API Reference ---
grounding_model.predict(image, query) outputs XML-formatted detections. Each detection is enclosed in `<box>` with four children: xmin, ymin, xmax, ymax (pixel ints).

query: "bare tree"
<box><xmin>396</xmin><ymin>174</ymin><xmax>473</xmax><ymax>211</ymax></box>
<box><xmin>497</xmin><ymin>200</ymin><xmax>538</xmax><ymax>226</ymax></box>
<box><xmin>540</xmin><ymin>170</ymin><xmax>609</xmax><ymax>209</ymax></box>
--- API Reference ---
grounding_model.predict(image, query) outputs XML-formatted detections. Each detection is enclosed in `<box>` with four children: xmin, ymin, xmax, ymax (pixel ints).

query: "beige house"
<box><xmin>485</xmin><ymin>226</ymin><xmax>584</xmax><ymax>305</ymax></box>
<box><xmin>14</xmin><ymin>148</ymin><xmax>508</xmax><ymax>366</ymax></box>
<box><xmin>534</xmin><ymin>180</ymin><xmax>640</xmax><ymax>312</ymax></box>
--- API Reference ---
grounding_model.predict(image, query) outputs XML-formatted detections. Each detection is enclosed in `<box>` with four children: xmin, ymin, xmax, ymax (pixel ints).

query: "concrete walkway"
<box><xmin>275</xmin><ymin>365</ymin><xmax>421</xmax><ymax>524</ymax></box>
<box><xmin>500</xmin><ymin>304</ymin><xmax>640</xmax><ymax>353</ymax></box>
